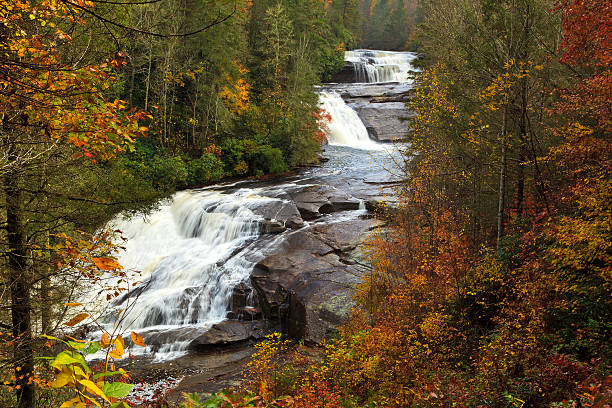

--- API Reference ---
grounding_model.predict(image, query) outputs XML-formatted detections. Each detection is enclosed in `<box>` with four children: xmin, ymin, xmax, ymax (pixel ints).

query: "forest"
<box><xmin>0</xmin><ymin>0</ymin><xmax>610</xmax><ymax>407</ymax></box>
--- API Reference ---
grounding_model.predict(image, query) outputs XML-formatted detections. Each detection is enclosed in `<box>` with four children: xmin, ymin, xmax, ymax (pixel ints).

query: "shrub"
<box><xmin>187</xmin><ymin>152</ymin><xmax>224</xmax><ymax>185</ymax></box>
<box><xmin>223</xmin><ymin>139</ymin><xmax>288</xmax><ymax>177</ymax></box>
<box><xmin>146</xmin><ymin>155</ymin><xmax>188</xmax><ymax>189</ymax></box>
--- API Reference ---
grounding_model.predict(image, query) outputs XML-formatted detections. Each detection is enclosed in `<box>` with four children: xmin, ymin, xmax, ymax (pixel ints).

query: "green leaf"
<box><xmin>67</xmin><ymin>340</ymin><xmax>88</xmax><ymax>351</ymax></box>
<box><xmin>110</xmin><ymin>402</ymin><xmax>130</xmax><ymax>408</ymax></box>
<box><xmin>52</xmin><ymin>351</ymin><xmax>82</xmax><ymax>368</ymax></box>
<box><xmin>101</xmin><ymin>382</ymin><xmax>134</xmax><ymax>399</ymax></box>
<box><xmin>52</xmin><ymin>351</ymin><xmax>91</xmax><ymax>373</ymax></box>
<box><xmin>83</xmin><ymin>342</ymin><xmax>101</xmax><ymax>355</ymax></box>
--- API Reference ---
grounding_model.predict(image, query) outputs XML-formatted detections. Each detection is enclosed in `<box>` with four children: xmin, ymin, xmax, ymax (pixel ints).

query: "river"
<box><xmin>85</xmin><ymin>49</ymin><xmax>417</xmax><ymax>403</ymax></box>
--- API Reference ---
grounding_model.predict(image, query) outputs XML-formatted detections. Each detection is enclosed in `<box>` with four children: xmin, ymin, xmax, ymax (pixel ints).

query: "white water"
<box><xmin>89</xmin><ymin>188</ymin><xmax>286</xmax><ymax>360</ymax></box>
<box><xmin>319</xmin><ymin>91</ymin><xmax>381</xmax><ymax>150</ymax></box>
<box><xmin>345</xmin><ymin>50</ymin><xmax>417</xmax><ymax>83</ymax></box>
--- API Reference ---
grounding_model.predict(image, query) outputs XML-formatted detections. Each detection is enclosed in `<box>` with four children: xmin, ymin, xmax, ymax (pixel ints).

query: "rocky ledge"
<box><xmin>252</xmin><ymin>217</ymin><xmax>384</xmax><ymax>343</ymax></box>
<box><xmin>195</xmin><ymin>183</ymin><xmax>386</xmax><ymax>347</ymax></box>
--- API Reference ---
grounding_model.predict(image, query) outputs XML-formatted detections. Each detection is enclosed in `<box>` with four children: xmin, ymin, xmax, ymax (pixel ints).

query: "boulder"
<box><xmin>287</xmin><ymin>185</ymin><xmax>361</xmax><ymax>220</ymax></box>
<box><xmin>188</xmin><ymin>320</ymin><xmax>271</xmax><ymax>350</ymax></box>
<box><xmin>285</xmin><ymin>216</ymin><xmax>304</xmax><ymax>229</ymax></box>
<box><xmin>370</xmin><ymin>89</ymin><xmax>413</xmax><ymax>103</ymax></box>
<box><xmin>248</xmin><ymin>199</ymin><xmax>304</xmax><ymax>229</ymax></box>
<box><xmin>309</xmin><ymin>218</ymin><xmax>385</xmax><ymax>253</ymax></box>
<box><xmin>261</xmin><ymin>220</ymin><xmax>286</xmax><ymax>234</ymax></box>
<box><xmin>250</xmin><ymin>218</ymin><xmax>382</xmax><ymax>344</ymax></box>
<box><xmin>352</xmin><ymin>102</ymin><xmax>415</xmax><ymax>142</ymax></box>
<box><xmin>288</xmin><ymin>284</ymin><xmax>355</xmax><ymax>342</ymax></box>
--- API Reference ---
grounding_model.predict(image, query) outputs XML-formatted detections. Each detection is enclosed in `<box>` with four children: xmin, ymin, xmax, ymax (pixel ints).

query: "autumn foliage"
<box><xmin>1</xmin><ymin>0</ymin><xmax>150</xmax><ymax>161</ymax></box>
<box><xmin>196</xmin><ymin>0</ymin><xmax>610</xmax><ymax>407</ymax></box>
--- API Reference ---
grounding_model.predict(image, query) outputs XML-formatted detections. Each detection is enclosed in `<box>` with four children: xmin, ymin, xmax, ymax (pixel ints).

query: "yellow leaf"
<box><xmin>64</xmin><ymin>313</ymin><xmax>89</xmax><ymax>327</ymax></box>
<box><xmin>59</xmin><ymin>397</ymin><xmax>84</xmax><ymax>408</ymax></box>
<box><xmin>78</xmin><ymin>379</ymin><xmax>109</xmax><ymax>403</ymax></box>
<box><xmin>131</xmin><ymin>331</ymin><xmax>145</xmax><ymax>347</ymax></box>
<box><xmin>109</xmin><ymin>335</ymin><xmax>124</xmax><ymax>359</ymax></box>
<box><xmin>51</xmin><ymin>371</ymin><xmax>73</xmax><ymax>388</ymax></box>
<box><xmin>64</xmin><ymin>303</ymin><xmax>83</xmax><ymax>307</ymax></box>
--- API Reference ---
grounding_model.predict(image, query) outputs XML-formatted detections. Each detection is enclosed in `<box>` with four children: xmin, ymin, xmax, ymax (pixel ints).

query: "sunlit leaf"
<box><xmin>64</xmin><ymin>313</ymin><xmax>89</xmax><ymax>327</ymax></box>
<box><xmin>92</xmin><ymin>257</ymin><xmax>122</xmax><ymax>271</ymax></box>
<box><xmin>108</xmin><ymin>335</ymin><xmax>124</xmax><ymax>359</ymax></box>
<box><xmin>78</xmin><ymin>379</ymin><xmax>110</xmax><ymax>402</ymax></box>
<box><xmin>130</xmin><ymin>331</ymin><xmax>145</xmax><ymax>347</ymax></box>
<box><xmin>101</xmin><ymin>381</ymin><xmax>134</xmax><ymax>399</ymax></box>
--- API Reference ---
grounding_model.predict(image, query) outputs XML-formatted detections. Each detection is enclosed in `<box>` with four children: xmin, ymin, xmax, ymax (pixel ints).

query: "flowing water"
<box><xmin>86</xmin><ymin>50</ymin><xmax>413</xmax><ymax>362</ymax></box>
<box><xmin>345</xmin><ymin>49</ymin><xmax>418</xmax><ymax>83</ymax></box>
<box><xmin>318</xmin><ymin>91</ymin><xmax>381</xmax><ymax>149</ymax></box>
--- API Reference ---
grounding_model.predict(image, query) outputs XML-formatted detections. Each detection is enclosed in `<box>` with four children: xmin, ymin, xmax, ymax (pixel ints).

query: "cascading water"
<box><xmin>316</xmin><ymin>50</ymin><xmax>416</xmax><ymax>148</ymax></box>
<box><xmin>318</xmin><ymin>91</ymin><xmax>381</xmax><ymax>150</ymax></box>
<box><xmin>345</xmin><ymin>49</ymin><xmax>417</xmax><ymax>83</ymax></box>
<box><xmin>90</xmin><ymin>188</ymin><xmax>284</xmax><ymax>360</ymax></box>
<box><xmin>82</xmin><ymin>50</ymin><xmax>406</xmax><ymax>364</ymax></box>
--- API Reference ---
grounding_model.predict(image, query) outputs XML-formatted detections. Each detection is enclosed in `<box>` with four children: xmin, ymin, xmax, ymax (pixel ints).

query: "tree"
<box><xmin>0</xmin><ymin>1</ymin><xmax>151</xmax><ymax>406</ymax></box>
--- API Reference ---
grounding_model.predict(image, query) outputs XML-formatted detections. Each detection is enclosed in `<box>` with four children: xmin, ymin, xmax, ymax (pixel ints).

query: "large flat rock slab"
<box><xmin>189</xmin><ymin>320</ymin><xmax>272</xmax><ymax>350</ymax></box>
<box><xmin>250</xmin><ymin>217</ymin><xmax>383</xmax><ymax>343</ymax></box>
<box><xmin>352</xmin><ymin>102</ymin><xmax>414</xmax><ymax>142</ymax></box>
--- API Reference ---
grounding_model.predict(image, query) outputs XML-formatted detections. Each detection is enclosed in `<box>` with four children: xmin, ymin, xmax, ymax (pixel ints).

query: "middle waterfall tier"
<box><xmin>318</xmin><ymin>91</ymin><xmax>380</xmax><ymax>150</ymax></box>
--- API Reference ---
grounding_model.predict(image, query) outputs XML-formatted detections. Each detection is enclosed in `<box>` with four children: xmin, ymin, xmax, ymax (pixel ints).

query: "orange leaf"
<box><xmin>92</xmin><ymin>257</ymin><xmax>122</xmax><ymax>271</ymax></box>
<box><xmin>64</xmin><ymin>313</ymin><xmax>89</xmax><ymax>327</ymax></box>
<box><xmin>131</xmin><ymin>331</ymin><xmax>145</xmax><ymax>347</ymax></box>
<box><xmin>100</xmin><ymin>332</ymin><xmax>111</xmax><ymax>348</ymax></box>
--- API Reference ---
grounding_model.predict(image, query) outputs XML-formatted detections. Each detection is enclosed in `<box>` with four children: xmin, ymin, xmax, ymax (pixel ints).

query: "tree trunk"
<box><xmin>5</xmin><ymin>168</ymin><xmax>35</xmax><ymax>408</ymax></box>
<box><xmin>144</xmin><ymin>38</ymin><xmax>153</xmax><ymax>112</ymax></box>
<box><xmin>496</xmin><ymin>98</ymin><xmax>509</xmax><ymax>251</ymax></box>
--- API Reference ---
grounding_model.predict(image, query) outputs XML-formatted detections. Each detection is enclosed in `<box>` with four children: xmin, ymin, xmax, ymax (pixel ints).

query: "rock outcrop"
<box><xmin>181</xmin><ymin>183</ymin><xmax>385</xmax><ymax>347</ymax></box>
<box><xmin>287</xmin><ymin>184</ymin><xmax>362</xmax><ymax>220</ymax></box>
<box><xmin>250</xmin><ymin>218</ymin><xmax>383</xmax><ymax>343</ymax></box>
<box><xmin>189</xmin><ymin>320</ymin><xmax>272</xmax><ymax>351</ymax></box>
<box><xmin>352</xmin><ymin>102</ymin><xmax>415</xmax><ymax>142</ymax></box>
<box><xmin>328</xmin><ymin>62</ymin><xmax>358</xmax><ymax>83</ymax></box>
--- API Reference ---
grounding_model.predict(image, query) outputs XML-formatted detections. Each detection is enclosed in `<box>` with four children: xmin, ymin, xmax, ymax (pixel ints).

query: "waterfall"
<box><xmin>89</xmin><ymin>188</ymin><xmax>281</xmax><ymax>360</ymax></box>
<box><xmin>345</xmin><ymin>50</ymin><xmax>417</xmax><ymax>83</ymax></box>
<box><xmin>318</xmin><ymin>91</ymin><xmax>380</xmax><ymax>150</ymax></box>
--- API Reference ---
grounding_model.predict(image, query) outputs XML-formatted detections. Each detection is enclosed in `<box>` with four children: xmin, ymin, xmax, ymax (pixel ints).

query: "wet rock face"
<box><xmin>320</xmin><ymin>81</ymin><xmax>415</xmax><ymax>143</ymax></box>
<box><xmin>328</xmin><ymin>62</ymin><xmax>358</xmax><ymax>83</ymax></box>
<box><xmin>250</xmin><ymin>218</ymin><xmax>384</xmax><ymax>344</ymax></box>
<box><xmin>188</xmin><ymin>320</ymin><xmax>272</xmax><ymax>351</ymax></box>
<box><xmin>170</xmin><ymin>182</ymin><xmax>385</xmax><ymax>348</ymax></box>
<box><xmin>352</xmin><ymin>102</ymin><xmax>415</xmax><ymax>142</ymax></box>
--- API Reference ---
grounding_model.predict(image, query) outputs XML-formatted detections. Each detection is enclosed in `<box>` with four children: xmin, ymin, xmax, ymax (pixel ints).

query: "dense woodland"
<box><xmin>1</xmin><ymin>0</ymin><xmax>610</xmax><ymax>407</ymax></box>
<box><xmin>359</xmin><ymin>0</ymin><xmax>423</xmax><ymax>50</ymax></box>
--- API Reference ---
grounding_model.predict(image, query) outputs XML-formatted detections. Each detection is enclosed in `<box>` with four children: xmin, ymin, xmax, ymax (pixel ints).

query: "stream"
<box><xmin>84</xmin><ymin>49</ymin><xmax>417</xmax><ymax>402</ymax></box>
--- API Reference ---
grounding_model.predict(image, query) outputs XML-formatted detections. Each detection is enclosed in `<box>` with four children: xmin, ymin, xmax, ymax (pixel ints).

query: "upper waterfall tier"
<box><xmin>344</xmin><ymin>50</ymin><xmax>418</xmax><ymax>83</ymax></box>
